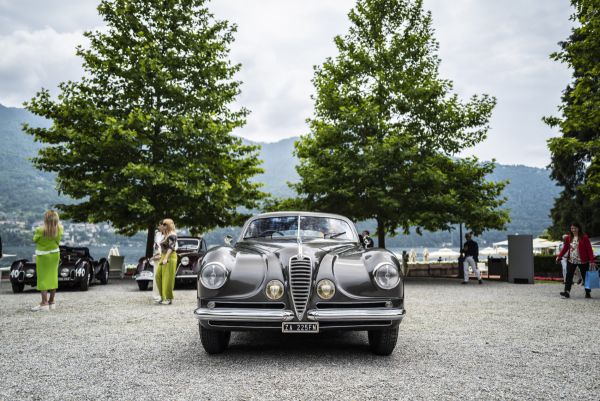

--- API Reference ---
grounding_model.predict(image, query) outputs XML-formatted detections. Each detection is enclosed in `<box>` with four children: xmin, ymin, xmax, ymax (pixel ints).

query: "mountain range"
<box><xmin>0</xmin><ymin>103</ymin><xmax>560</xmax><ymax>247</ymax></box>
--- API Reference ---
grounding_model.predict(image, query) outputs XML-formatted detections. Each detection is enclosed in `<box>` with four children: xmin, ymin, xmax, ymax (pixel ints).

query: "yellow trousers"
<box><xmin>155</xmin><ymin>253</ymin><xmax>177</xmax><ymax>300</ymax></box>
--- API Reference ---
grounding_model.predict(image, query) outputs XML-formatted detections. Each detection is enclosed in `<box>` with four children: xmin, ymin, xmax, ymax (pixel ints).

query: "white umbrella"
<box><xmin>494</xmin><ymin>247</ymin><xmax>508</xmax><ymax>256</ymax></box>
<box><xmin>479</xmin><ymin>247</ymin><xmax>497</xmax><ymax>256</ymax></box>
<box><xmin>429</xmin><ymin>248</ymin><xmax>460</xmax><ymax>260</ymax></box>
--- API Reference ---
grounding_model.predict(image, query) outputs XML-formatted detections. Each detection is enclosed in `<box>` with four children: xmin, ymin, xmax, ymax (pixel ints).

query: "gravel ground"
<box><xmin>0</xmin><ymin>277</ymin><xmax>599</xmax><ymax>401</ymax></box>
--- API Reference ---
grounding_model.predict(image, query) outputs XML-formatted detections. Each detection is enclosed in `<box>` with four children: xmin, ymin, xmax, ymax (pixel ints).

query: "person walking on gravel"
<box><xmin>556</xmin><ymin>222</ymin><xmax>595</xmax><ymax>299</ymax></box>
<box><xmin>31</xmin><ymin>210</ymin><xmax>63</xmax><ymax>311</ymax></box>
<box><xmin>462</xmin><ymin>233</ymin><xmax>482</xmax><ymax>284</ymax></box>
<box><xmin>155</xmin><ymin>219</ymin><xmax>178</xmax><ymax>305</ymax></box>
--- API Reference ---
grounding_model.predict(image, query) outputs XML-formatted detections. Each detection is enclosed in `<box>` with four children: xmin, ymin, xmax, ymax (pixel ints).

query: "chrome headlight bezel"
<box><xmin>265</xmin><ymin>280</ymin><xmax>284</xmax><ymax>300</ymax></box>
<box><xmin>181</xmin><ymin>256</ymin><xmax>190</xmax><ymax>266</ymax></box>
<box><xmin>316</xmin><ymin>279</ymin><xmax>336</xmax><ymax>300</ymax></box>
<box><xmin>373</xmin><ymin>263</ymin><xmax>400</xmax><ymax>290</ymax></box>
<box><xmin>200</xmin><ymin>262</ymin><xmax>229</xmax><ymax>290</ymax></box>
<box><xmin>25</xmin><ymin>268</ymin><xmax>35</xmax><ymax>278</ymax></box>
<box><xmin>60</xmin><ymin>268</ymin><xmax>70</xmax><ymax>278</ymax></box>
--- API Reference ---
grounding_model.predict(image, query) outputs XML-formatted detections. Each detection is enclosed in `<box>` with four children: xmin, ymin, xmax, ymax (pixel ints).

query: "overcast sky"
<box><xmin>0</xmin><ymin>0</ymin><xmax>574</xmax><ymax>167</ymax></box>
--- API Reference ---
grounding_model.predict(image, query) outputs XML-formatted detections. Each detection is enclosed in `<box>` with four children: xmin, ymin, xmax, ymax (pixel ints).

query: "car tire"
<box><xmin>11</xmin><ymin>282</ymin><xmax>24</xmax><ymax>293</ymax></box>
<box><xmin>199</xmin><ymin>325</ymin><xmax>230</xmax><ymax>354</ymax></box>
<box><xmin>368</xmin><ymin>326</ymin><xmax>399</xmax><ymax>356</ymax></box>
<box><xmin>137</xmin><ymin>281</ymin><xmax>149</xmax><ymax>291</ymax></box>
<box><xmin>100</xmin><ymin>262</ymin><xmax>109</xmax><ymax>285</ymax></box>
<box><xmin>79</xmin><ymin>268</ymin><xmax>90</xmax><ymax>291</ymax></box>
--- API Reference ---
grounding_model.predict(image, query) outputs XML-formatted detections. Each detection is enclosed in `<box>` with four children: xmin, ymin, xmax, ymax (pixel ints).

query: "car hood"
<box><xmin>236</xmin><ymin>239</ymin><xmax>358</xmax><ymax>264</ymax></box>
<box><xmin>200</xmin><ymin>239</ymin><xmax>367</xmax><ymax>299</ymax></box>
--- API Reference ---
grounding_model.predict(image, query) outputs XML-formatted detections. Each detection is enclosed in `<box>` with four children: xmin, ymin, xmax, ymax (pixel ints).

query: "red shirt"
<box><xmin>557</xmin><ymin>234</ymin><xmax>595</xmax><ymax>264</ymax></box>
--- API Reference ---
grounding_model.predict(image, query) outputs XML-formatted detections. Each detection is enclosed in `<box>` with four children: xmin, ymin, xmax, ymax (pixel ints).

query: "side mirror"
<box><xmin>224</xmin><ymin>235</ymin><xmax>233</xmax><ymax>246</ymax></box>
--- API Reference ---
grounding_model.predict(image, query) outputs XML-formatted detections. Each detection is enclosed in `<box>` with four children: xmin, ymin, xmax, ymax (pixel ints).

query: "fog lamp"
<box><xmin>181</xmin><ymin>256</ymin><xmax>190</xmax><ymax>266</ymax></box>
<box><xmin>265</xmin><ymin>280</ymin><xmax>284</xmax><ymax>300</ymax></box>
<box><xmin>317</xmin><ymin>279</ymin><xmax>335</xmax><ymax>300</ymax></box>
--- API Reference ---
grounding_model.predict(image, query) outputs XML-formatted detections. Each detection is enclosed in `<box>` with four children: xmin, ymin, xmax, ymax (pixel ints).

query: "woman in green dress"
<box><xmin>31</xmin><ymin>210</ymin><xmax>63</xmax><ymax>312</ymax></box>
<box><xmin>155</xmin><ymin>218</ymin><xmax>178</xmax><ymax>305</ymax></box>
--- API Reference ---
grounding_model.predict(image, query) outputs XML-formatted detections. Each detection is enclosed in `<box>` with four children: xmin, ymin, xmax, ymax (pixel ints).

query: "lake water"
<box><xmin>2</xmin><ymin>245</ymin><xmax>460</xmax><ymax>266</ymax></box>
<box><xmin>2</xmin><ymin>245</ymin><xmax>147</xmax><ymax>266</ymax></box>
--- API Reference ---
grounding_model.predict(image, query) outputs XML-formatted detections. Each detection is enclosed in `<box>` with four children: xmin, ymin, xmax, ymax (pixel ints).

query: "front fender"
<box><xmin>329</xmin><ymin>249</ymin><xmax>404</xmax><ymax>299</ymax></box>
<box><xmin>199</xmin><ymin>246</ymin><xmax>269</xmax><ymax>299</ymax></box>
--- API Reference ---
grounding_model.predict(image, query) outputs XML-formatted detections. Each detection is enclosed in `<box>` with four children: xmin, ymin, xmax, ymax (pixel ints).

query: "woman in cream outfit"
<box><xmin>31</xmin><ymin>211</ymin><xmax>63</xmax><ymax>311</ymax></box>
<box><xmin>152</xmin><ymin>228</ymin><xmax>164</xmax><ymax>301</ymax></box>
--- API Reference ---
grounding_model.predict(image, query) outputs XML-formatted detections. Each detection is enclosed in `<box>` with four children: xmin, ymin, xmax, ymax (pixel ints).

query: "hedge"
<box><xmin>534</xmin><ymin>255</ymin><xmax>562</xmax><ymax>277</ymax></box>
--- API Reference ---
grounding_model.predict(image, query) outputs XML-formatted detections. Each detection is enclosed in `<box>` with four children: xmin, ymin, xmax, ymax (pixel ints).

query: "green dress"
<box><xmin>33</xmin><ymin>226</ymin><xmax>63</xmax><ymax>291</ymax></box>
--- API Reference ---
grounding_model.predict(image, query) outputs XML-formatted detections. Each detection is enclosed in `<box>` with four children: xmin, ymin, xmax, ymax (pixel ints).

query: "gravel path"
<box><xmin>0</xmin><ymin>277</ymin><xmax>598</xmax><ymax>401</ymax></box>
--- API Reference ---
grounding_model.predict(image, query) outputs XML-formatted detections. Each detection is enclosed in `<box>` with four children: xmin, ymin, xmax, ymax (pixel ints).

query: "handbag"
<box><xmin>584</xmin><ymin>267</ymin><xmax>600</xmax><ymax>290</ymax></box>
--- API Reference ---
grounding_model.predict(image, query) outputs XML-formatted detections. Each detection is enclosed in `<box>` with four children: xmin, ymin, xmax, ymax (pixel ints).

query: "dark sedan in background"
<box><xmin>194</xmin><ymin>212</ymin><xmax>406</xmax><ymax>355</ymax></box>
<box><xmin>135</xmin><ymin>236</ymin><xmax>208</xmax><ymax>291</ymax></box>
<box><xmin>9</xmin><ymin>246</ymin><xmax>110</xmax><ymax>292</ymax></box>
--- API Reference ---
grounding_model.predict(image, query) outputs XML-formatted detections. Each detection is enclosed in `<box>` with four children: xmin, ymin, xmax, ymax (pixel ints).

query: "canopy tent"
<box><xmin>493</xmin><ymin>237</ymin><xmax>561</xmax><ymax>253</ymax></box>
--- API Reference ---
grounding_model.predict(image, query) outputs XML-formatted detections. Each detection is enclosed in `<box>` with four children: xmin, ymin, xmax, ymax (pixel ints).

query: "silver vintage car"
<box><xmin>194</xmin><ymin>212</ymin><xmax>406</xmax><ymax>355</ymax></box>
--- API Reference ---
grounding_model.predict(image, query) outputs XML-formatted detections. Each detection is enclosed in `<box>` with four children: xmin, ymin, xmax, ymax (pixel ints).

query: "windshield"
<box><xmin>177</xmin><ymin>239</ymin><xmax>200</xmax><ymax>251</ymax></box>
<box><xmin>243</xmin><ymin>215</ymin><xmax>354</xmax><ymax>241</ymax></box>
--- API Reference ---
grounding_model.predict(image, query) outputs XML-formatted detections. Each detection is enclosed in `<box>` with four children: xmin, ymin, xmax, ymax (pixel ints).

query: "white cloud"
<box><xmin>0</xmin><ymin>0</ymin><xmax>576</xmax><ymax>167</ymax></box>
<box><xmin>0</xmin><ymin>28</ymin><xmax>87</xmax><ymax>106</ymax></box>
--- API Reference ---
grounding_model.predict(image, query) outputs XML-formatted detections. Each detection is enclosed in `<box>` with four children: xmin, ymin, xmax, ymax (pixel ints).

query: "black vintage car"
<box><xmin>194</xmin><ymin>212</ymin><xmax>406</xmax><ymax>355</ymax></box>
<box><xmin>9</xmin><ymin>246</ymin><xmax>110</xmax><ymax>293</ymax></box>
<box><xmin>135</xmin><ymin>236</ymin><xmax>208</xmax><ymax>291</ymax></box>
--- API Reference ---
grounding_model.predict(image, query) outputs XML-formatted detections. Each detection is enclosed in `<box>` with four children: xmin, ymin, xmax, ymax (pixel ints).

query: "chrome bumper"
<box><xmin>194</xmin><ymin>307</ymin><xmax>405</xmax><ymax>322</ymax></box>
<box><xmin>135</xmin><ymin>274</ymin><xmax>153</xmax><ymax>281</ymax></box>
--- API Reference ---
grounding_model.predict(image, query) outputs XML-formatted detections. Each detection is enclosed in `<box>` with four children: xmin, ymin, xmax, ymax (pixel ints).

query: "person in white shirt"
<box><xmin>152</xmin><ymin>229</ymin><xmax>164</xmax><ymax>301</ymax></box>
<box><xmin>560</xmin><ymin>234</ymin><xmax>568</xmax><ymax>284</ymax></box>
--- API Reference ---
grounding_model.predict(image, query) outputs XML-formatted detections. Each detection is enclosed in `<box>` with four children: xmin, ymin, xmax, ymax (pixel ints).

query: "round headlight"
<box><xmin>25</xmin><ymin>268</ymin><xmax>35</xmax><ymax>278</ymax></box>
<box><xmin>373</xmin><ymin>263</ymin><xmax>400</xmax><ymax>290</ymax></box>
<box><xmin>60</xmin><ymin>268</ymin><xmax>69</xmax><ymax>277</ymax></box>
<box><xmin>265</xmin><ymin>280</ymin><xmax>284</xmax><ymax>300</ymax></box>
<box><xmin>181</xmin><ymin>256</ymin><xmax>190</xmax><ymax>266</ymax></box>
<box><xmin>200</xmin><ymin>263</ymin><xmax>228</xmax><ymax>290</ymax></box>
<box><xmin>317</xmin><ymin>279</ymin><xmax>336</xmax><ymax>300</ymax></box>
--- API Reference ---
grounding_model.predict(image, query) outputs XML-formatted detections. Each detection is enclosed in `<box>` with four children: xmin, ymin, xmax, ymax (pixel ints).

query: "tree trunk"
<box><xmin>145</xmin><ymin>226</ymin><xmax>155</xmax><ymax>258</ymax></box>
<box><xmin>376</xmin><ymin>217</ymin><xmax>386</xmax><ymax>249</ymax></box>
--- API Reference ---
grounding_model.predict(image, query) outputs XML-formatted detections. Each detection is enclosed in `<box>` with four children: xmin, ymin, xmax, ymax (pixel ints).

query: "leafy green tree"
<box><xmin>24</xmin><ymin>0</ymin><xmax>265</xmax><ymax>256</ymax></box>
<box><xmin>290</xmin><ymin>0</ymin><xmax>508</xmax><ymax>247</ymax></box>
<box><xmin>545</xmin><ymin>0</ymin><xmax>600</xmax><ymax>238</ymax></box>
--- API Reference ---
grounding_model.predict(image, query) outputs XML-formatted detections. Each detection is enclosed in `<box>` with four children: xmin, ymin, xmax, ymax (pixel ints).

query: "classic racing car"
<box><xmin>194</xmin><ymin>212</ymin><xmax>406</xmax><ymax>355</ymax></box>
<box><xmin>135</xmin><ymin>236</ymin><xmax>208</xmax><ymax>291</ymax></box>
<box><xmin>9</xmin><ymin>246</ymin><xmax>110</xmax><ymax>293</ymax></box>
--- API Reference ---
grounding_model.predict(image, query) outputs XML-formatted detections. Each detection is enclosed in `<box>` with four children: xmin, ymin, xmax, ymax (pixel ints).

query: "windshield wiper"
<box><xmin>324</xmin><ymin>231</ymin><xmax>346</xmax><ymax>239</ymax></box>
<box><xmin>245</xmin><ymin>229</ymin><xmax>282</xmax><ymax>239</ymax></box>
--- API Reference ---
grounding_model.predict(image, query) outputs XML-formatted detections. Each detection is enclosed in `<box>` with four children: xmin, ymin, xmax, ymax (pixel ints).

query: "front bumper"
<box><xmin>194</xmin><ymin>307</ymin><xmax>406</xmax><ymax>329</ymax></box>
<box><xmin>135</xmin><ymin>273</ymin><xmax>154</xmax><ymax>281</ymax></box>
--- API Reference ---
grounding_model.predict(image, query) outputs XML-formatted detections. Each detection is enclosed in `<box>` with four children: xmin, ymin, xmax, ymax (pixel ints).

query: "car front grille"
<box><xmin>289</xmin><ymin>255</ymin><xmax>312</xmax><ymax>319</ymax></box>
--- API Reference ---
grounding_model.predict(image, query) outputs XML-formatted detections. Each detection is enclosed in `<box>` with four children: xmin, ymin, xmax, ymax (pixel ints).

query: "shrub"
<box><xmin>534</xmin><ymin>255</ymin><xmax>561</xmax><ymax>277</ymax></box>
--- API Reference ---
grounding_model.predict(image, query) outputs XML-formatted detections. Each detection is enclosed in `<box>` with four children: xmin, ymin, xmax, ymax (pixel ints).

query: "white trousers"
<box><xmin>561</xmin><ymin>259</ymin><xmax>567</xmax><ymax>282</ymax></box>
<box><xmin>463</xmin><ymin>256</ymin><xmax>481</xmax><ymax>282</ymax></box>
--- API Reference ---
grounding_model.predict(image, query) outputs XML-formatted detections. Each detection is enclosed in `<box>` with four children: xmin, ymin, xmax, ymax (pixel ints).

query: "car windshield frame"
<box><xmin>177</xmin><ymin>238</ymin><xmax>201</xmax><ymax>251</ymax></box>
<box><xmin>241</xmin><ymin>215</ymin><xmax>357</xmax><ymax>242</ymax></box>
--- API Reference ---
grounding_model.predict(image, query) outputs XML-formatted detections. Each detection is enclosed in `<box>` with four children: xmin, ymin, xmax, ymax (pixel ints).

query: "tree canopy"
<box><xmin>545</xmin><ymin>0</ymin><xmax>600</xmax><ymax>238</ymax></box>
<box><xmin>23</xmin><ymin>0</ymin><xmax>265</xmax><ymax>256</ymax></box>
<box><xmin>287</xmin><ymin>0</ymin><xmax>509</xmax><ymax>247</ymax></box>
